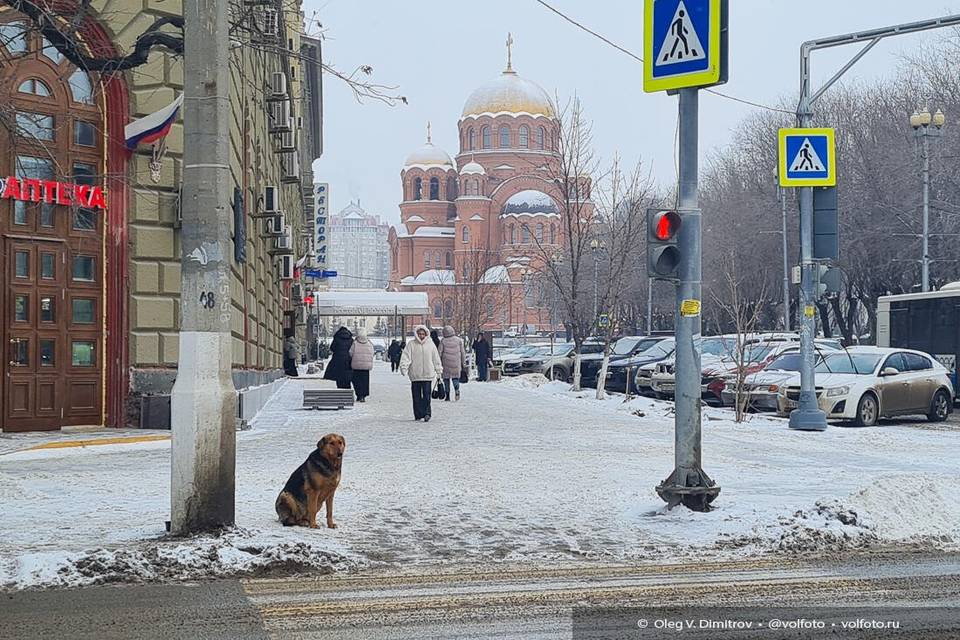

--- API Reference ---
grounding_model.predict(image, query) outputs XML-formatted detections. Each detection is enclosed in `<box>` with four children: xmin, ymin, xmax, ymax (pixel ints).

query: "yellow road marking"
<box><xmin>23</xmin><ymin>434</ymin><xmax>170</xmax><ymax>451</ymax></box>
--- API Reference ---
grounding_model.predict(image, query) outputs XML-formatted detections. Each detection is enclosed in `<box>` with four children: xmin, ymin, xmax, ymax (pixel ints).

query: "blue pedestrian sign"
<box><xmin>644</xmin><ymin>0</ymin><xmax>722</xmax><ymax>93</ymax></box>
<box><xmin>304</xmin><ymin>269</ymin><xmax>338</xmax><ymax>279</ymax></box>
<box><xmin>778</xmin><ymin>128</ymin><xmax>837</xmax><ymax>187</ymax></box>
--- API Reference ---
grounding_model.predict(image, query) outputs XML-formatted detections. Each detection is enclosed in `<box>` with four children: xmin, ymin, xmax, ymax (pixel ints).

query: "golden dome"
<box><xmin>461</xmin><ymin>70</ymin><xmax>555</xmax><ymax>119</ymax></box>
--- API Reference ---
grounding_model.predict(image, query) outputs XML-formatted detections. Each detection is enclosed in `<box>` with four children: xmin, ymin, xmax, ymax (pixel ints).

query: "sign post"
<box><xmin>645</xmin><ymin>0</ymin><xmax>725</xmax><ymax>511</ymax></box>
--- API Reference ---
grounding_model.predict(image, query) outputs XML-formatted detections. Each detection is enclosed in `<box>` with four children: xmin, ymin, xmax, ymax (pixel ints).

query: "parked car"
<box><xmin>777</xmin><ymin>347</ymin><xmax>954</xmax><ymax>426</ymax></box>
<box><xmin>493</xmin><ymin>344</ymin><xmax>545</xmax><ymax>373</ymax></box>
<box><xmin>647</xmin><ymin>335</ymin><xmax>739</xmax><ymax>401</ymax></box>
<box><xmin>579</xmin><ymin>336</ymin><xmax>674</xmax><ymax>388</ymax></box>
<box><xmin>720</xmin><ymin>349</ymin><xmax>835</xmax><ymax>411</ymax></box>
<box><xmin>604</xmin><ymin>338</ymin><xmax>677</xmax><ymax>393</ymax></box>
<box><xmin>511</xmin><ymin>341</ymin><xmax>605</xmax><ymax>380</ymax></box>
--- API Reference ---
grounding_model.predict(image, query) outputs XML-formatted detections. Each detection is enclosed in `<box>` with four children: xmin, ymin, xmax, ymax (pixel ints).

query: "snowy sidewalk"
<box><xmin>2</xmin><ymin>364</ymin><xmax>959</xmax><ymax>590</ymax></box>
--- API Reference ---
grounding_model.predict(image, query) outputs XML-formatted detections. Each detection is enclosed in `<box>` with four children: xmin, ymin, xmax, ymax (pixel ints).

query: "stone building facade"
<box><xmin>0</xmin><ymin>0</ymin><xmax>318</xmax><ymax>431</ymax></box>
<box><xmin>388</xmin><ymin>50</ymin><xmax>586</xmax><ymax>335</ymax></box>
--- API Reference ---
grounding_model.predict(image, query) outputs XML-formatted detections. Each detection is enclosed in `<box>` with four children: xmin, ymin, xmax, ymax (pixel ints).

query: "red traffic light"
<box><xmin>304</xmin><ymin>295</ymin><xmax>314</xmax><ymax>305</ymax></box>
<box><xmin>652</xmin><ymin>210</ymin><xmax>681</xmax><ymax>241</ymax></box>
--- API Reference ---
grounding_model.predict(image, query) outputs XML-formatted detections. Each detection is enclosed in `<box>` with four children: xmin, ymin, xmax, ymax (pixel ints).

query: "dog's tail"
<box><xmin>275</xmin><ymin>491</ymin><xmax>300</xmax><ymax>526</ymax></box>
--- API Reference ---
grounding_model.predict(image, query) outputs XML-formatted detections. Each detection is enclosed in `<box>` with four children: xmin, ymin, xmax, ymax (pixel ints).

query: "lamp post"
<box><xmin>590</xmin><ymin>239</ymin><xmax>604</xmax><ymax>323</ymax></box>
<box><xmin>775</xmin><ymin>169</ymin><xmax>791</xmax><ymax>331</ymax></box>
<box><xmin>910</xmin><ymin>107</ymin><xmax>945</xmax><ymax>292</ymax></box>
<box><xmin>519</xmin><ymin>267</ymin><xmax>529</xmax><ymax>335</ymax></box>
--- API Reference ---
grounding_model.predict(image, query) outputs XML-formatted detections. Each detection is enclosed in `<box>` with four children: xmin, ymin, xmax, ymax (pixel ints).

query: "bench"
<box><xmin>303</xmin><ymin>389</ymin><xmax>355</xmax><ymax>410</ymax></box>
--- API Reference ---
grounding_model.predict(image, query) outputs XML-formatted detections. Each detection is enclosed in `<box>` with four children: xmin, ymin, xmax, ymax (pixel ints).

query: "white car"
<box><xmin>777</xmin><ymin>347</ymin><xmax>954</xmax><ymax>426</ymax></box>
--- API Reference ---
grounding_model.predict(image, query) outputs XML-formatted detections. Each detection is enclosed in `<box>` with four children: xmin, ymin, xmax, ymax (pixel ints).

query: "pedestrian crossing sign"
<box><xmin>778</xmin><ymin>128</ymin><xmax>836</xmax><ymax>187</ymax></box>
<box><xmin>644</xmin><ymin>0</ymin><xmax>722</xmax><ymax>92</ymax></box>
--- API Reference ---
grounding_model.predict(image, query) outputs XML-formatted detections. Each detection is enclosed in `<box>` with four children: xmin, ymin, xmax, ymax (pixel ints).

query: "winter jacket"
<box><xmin>439</xmin><ymin>326</ymin><xmax>466</xmax><ymax>379</ymax></box>
<box><xmin>349</xmin><ymin>336</ymin><xmax>375</xmax><ymax>371</ymax></box>
<box><xmin>323</xmin><ymin>327</ymin><xmax>354</xmax><ymax>384</ymax></box>
<box><xmin>430</xmin><ymin>329</ymin><xmax>441</xmax><ymax>348</ymax></box>
<box><xmin>472</xmin><ymin>337</ymin><xmax>492</xmax><ymax>364</ymax></box>
<box><xmin>283</xmin><ymin>338</ymin><xmax>297</xmax><ymax>360</ymax></box>
<box><xmin>387</xmin><ymin>341</ymin><xmax>402</xmax><ymax>361</ymax></box>
<box><xmin>400</xmin><ymin>326</ymin><xmax>442</xmax><ymax>382</ymax></box>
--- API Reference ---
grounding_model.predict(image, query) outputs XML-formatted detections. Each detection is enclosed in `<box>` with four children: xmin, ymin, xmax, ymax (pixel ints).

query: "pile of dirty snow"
<box><xmin>498</xmin><ymin>373</ymin><xmax>550</xmax><ymax>390</ymax></box>
<box><xmin>0</xmin><ymin>528</ymin><xmax>359</xmax><ymax>591</ymax></box>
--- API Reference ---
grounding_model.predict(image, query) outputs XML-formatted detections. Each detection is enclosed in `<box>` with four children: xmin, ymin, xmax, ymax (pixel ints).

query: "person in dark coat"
<box><xmin>387</xmin><ymin>340</ymin><xmax>402</xmax><ymax>372</ymax></box>
<box><xmin>283</xmin><ymin>336</ymin><xmax>299</xmax><ymax>377</ymax></box>
<box><xmin>430</xmin><ymin>328</ymin><xmax>441</xmax><ymax>348</ymax></box>
<box><xmin>323</xmin><ymin>326</ymin><xmax>354</xmax><ymax>389</ymax></box>
<box><xmin>472</xmin><ymin>332</ymin><xmax>493</xmax><ymax>381</ymax></box>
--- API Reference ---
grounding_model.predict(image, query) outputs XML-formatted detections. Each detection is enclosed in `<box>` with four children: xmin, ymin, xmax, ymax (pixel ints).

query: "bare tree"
<box><xmin>710</xmin><ymin>254</ymin><xmax>771</xmax><ymax>423</ymax></box>
<box><xmin>591</xmin><ymin>157</ymin><xmax>655</xmax><ymax>400</ymax></box>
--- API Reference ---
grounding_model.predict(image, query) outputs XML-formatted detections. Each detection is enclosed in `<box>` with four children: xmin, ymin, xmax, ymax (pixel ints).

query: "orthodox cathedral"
<box><xmin>388</xmin><ymin>39</ymin><xmax>589</xmax><ymax>334</ymax></box>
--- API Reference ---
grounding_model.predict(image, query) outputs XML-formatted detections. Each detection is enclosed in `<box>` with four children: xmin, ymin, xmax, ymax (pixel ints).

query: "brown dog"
<box><xmin>275</xmin><ymin>434</ymin><xmax>345</xmax><ymax>528</ymax></box>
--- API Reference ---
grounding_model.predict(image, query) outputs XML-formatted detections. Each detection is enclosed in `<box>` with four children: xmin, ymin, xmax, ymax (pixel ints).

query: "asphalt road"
<box><xmin>4</xmin><ymin>553</ymin><xmax>960</xmax><ymax>639</ymax></box>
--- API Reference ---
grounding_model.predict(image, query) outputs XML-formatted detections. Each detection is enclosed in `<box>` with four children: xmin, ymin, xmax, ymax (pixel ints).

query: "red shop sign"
<box><xmin>0</xmin><ymin>176</ymin><xmax>107</xmax><ymax>210</ymax></box>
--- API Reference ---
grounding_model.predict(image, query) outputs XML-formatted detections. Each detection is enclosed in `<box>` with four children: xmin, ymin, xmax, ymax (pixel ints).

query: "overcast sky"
<box><xmin>309</xmin><ymin>0</ymin><xmax>959</xmax><ymax>225</ymax></box>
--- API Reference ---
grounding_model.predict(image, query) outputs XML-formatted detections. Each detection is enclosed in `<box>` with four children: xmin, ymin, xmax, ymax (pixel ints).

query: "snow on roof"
<box><xmin>412</xmin><ymin>269</ymin><xmax>456</xmax><ymax>285</ymax></box>
<box><xmin>413</xmin><ymin>226</ymin><xmax>455</xmax><ymax>237</ymax></box>
<box><xmin>480</xmin><ymin>265</ymin><xmax>510</xmax><ymax>284</ymax></box>
<box><xmin>502</xmin><ymin>189</ymin><xmax>558</xmax><ymax>215</ymax></box>
<box><xmin>314</xmin><ymin>290</ymin><xmax>430</xmax><ymax>316</ymax></box>
<box><xmin>403</xmin><ymin>141</ymin><xmax>454</xmax><ymax>169</ymax></box>
<box><xmin>469</xmin><ymin>214</ymin><xmax>485</xmax><ymax>221</ymax></box>
<box><xmin>461</xmin><ymin>70</ymin><xmax>555</xmax><ymax>119</ymax></box>
<box><xmin>406</xmin><ymin>215</ymin><xmax>425</xmax><ymax>222</ymax></box>
<box><xmin>460</xmin><ymin>161</ymin><xmax>485</xmax><ymax>175</ymax></box>
<box><xmin>494</xmin><ymin>164</ymin><xmax>514</xmax><ymax>171</ymax></box>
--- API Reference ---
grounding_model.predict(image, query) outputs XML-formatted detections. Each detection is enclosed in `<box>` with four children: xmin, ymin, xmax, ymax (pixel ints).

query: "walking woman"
<box><xmin>387</xmin><ymin>339</ymin><xmax>402</xmax><ymax>372</ymax></box>
<box><xmin>349</xmin><ymin>329</ymin><xmax>375</xmax><ymax>402</ymax></box>
<box><xmin>399</xmin><ymin>325</ymin><xmax>442</xmax><ymax>422</ymax></box>
<box><xmin>323</xmin><ymin>326</ymin><xmax>354</xmax><ymax>390</ymax></box>
<box><xmin>439</xmin><ymin>326</ymin><xmax>466</xmax><ymax>401</ymax></box>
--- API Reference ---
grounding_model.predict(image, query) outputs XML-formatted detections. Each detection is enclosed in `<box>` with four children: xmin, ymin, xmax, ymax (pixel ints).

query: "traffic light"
<box><xmin>304</xmin><ymin>291</ymin><xmax>314</xmax><ymax>306</ymax></box>
<box><xmin>647</xmin><ymin>209</ymin><xmax>682</xmax><ymax>280</ymax></box>
<box><xmin>814</xmin><ymin>265</ymin><xmax>842</xmax><ymax>299</ymax></box>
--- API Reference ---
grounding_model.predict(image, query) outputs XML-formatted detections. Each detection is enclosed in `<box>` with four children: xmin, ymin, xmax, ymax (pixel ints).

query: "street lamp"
<box><xmin>910</xmin><ymin>107</ymin><xmax>946</xmax><ymax>292</ymax></box>
<box><xmin>519</xmin><ymin>267</ymin><xmax>529</xmax><ymax>335</ymax></box>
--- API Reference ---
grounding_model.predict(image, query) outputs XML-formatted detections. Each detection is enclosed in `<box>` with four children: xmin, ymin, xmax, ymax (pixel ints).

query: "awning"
<box><xmin>313</xmin><ymin>291</ymin><xmax>429</xmax><ymax>316</ymax></box>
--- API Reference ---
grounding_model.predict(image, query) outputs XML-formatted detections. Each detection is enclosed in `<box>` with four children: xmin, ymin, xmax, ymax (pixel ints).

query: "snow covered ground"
<box><xmin>1</xmin><ymin>365</ymin><xmax>958</xmax><ymax>591</ymax></box>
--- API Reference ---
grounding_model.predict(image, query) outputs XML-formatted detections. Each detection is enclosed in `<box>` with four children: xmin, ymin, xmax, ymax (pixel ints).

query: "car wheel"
<box><xmin>854</xmin><ymin>393</ymin><xmax>879</xmax><ymax>427</ymax></box>
<box><xmin>927</xmin><ymin>390</ymin><xmax>951</xmax><ymax>422</ymax></box>
<box><xmin>551</xmin><ymin>366</ymin><xmax>566</xmax><ymax>382</ymax></box>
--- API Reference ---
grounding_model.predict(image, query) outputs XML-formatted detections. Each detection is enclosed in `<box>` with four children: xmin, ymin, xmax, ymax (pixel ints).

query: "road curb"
<box><xmin>22</xmin><ymin>434</ymin><xmax>171</xmax><ymax>452</ymax></box>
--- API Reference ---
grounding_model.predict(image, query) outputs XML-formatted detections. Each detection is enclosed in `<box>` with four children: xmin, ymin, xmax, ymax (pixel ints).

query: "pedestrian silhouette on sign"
<box><xmin>797</xmin><ymin>142</ymin><xmax>816</xmax><ymax>171</ymax></box>
<box><xmin>666</xmin><ymin>10</ymin><xmax>695</xmax><ymax>61</ymax></box>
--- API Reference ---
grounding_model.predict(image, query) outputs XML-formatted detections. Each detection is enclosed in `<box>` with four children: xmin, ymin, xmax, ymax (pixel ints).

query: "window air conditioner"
<box><xmin>263</xmin><ymin>185</ymin><xmax>279</xmax><ymax>213</ymax></box>
<box><xmin>279</xmin><ymin>254</ymin><xmax>294</xmax><ymax>280</ymax></box>
<box><xmin>269</xmin><ymin>71</ymin><xmax>286</xmax><ymax>98</ymax></box>
<box><xmin>265</xmin><ymin>212</ymin><xmax>285</xmax><ymax>236</ymax></box>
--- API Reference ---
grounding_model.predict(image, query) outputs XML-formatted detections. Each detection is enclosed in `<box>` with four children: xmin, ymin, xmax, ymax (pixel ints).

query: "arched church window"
<box><xmin>519</xmin><ymin>125</ymin><xmax>529</xmax><ymax>148</ymax></box>
<box><xmin>499</xmin><ymin>126</ymin><xmax>510</xmax><ymax>148</ymax></box>
<box><xmin>445</xmin><ymin>251</ymin><xmax>452</xmax><ymax>267</ymax></box>
<box><xmin>41</xmin><ymin>38</ymin><xmax>64</xmax><ymax>64</ymax></box>
<box><xmin>467</xmin><ymin>128</ymin><xmax>475</xmax><ymax>150</ymax></box>
<box><xmin>424</xmin><ymin>251</ymin><xmax>431</xmax><ymax>269</ymax></box>
<box><xmin>481</xmin><ymin>126</ymin><xmax>491</xmax><ymax>149</ymax></box>
<box><xmin>444</xmin><ymin>299</ymin><xmax>453</xmax><ymax>319</ymax></box>
<box><xmin>18</xmin><ymin>78</ymin><xmax>51</xmax><ymax>97</ymax></box>
<box><xmin>68</xmin><ymin>70</ymin><xmax>94</xmax><ymax>105</ymax></box>
<box><xmin>446</xmin><ymin>176</ymin><xmax>457</xmax><ymax>200</ymax></box>
<box><xmin>463</xmin><ymin>264</ymin><xmax>469</xmax><ymax>280</ymax></box>
<box><xmin>475</xmin><ymin>179</ymin><xmax>482</xmax><ymax>196</ymax></box>
<box><xmin>413</xmin><ymin>177</ymin><xmax>422</xmax><ymax>200</ymax></box>
<box><xmin>435</xmin><ymin>251</ymin><xmax>442</xmax><ymax>267</ymax></box>
<box><xmin>1</xmin><ymin>22</ymin><xmax>27</xmax><ymax>54</ymax></box>
<box><xmin>429</xmin><ymin>177</ymin><xmax>439</xmax><ymax>200</ymax></box>
<box><xmin>550</xmin><ymin>224</ymin><xmax>557</xmax><ymax>244</ymax></box>
<box><xmin>536</xmin><ymin>127</ymin><xmax>545</xmax><ymax>150</ymax></box>
<box><xmin>462</xmin><ymin>226</ymin><xmax>470</xmax><ymax>244</ymax></box>
<box><xmin>485</xmin><ymin>298</ymin><xmax>494</xmax><ymax>319</ymax></box>
<box><xmin>434</xmin><ymin>301</ymin><xmax>442</xmax><ymax>318</ymax></box>
<box><xmin>521</xmin><ymin>225</ymin><xmax>531</xmax><ymax>244</ymax></box>
<box><xmin>509</xmin><ymin>224</ymin><xmax>516</xmax><ymax>245</ymax></box>
<box><xmin>535</xmin><ymin>223</ymin><xmax>544</xmax><ymax>244</ymax></box>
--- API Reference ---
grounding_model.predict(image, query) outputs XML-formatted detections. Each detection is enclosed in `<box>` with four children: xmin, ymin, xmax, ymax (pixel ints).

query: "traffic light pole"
<box><xmin>656</xmin><ymin>88</ymin><xmax>719</xmax><ymax>511</ymax></box>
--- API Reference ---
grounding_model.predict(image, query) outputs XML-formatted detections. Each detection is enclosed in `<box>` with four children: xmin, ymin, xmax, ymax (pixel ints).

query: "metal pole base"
<box><xmin>788</xmin><ymin>406</ymin><xmax>828</xmax><ymax>431</ymax></box>
<box><xmin>656</xmin><ymin>466</ymin><xmax>721</xmax><ymax>512</ymax></box>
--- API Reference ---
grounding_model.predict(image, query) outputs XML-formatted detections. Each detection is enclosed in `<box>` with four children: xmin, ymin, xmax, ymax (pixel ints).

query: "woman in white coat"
<box><xmin>399</xmin><ymin>325</ymin><xmax>442</xmax><ymax>422</ymax></box>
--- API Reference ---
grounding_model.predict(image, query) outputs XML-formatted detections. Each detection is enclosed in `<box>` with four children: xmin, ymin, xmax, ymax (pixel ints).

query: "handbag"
<box><xmin>432</xmin><ymin>379</ymin><xmax>445</xmax><ymax>399</ymax></box>
<box><xmin>459</xmin><ymin>368</ymin><xmax>469</xmax><ymax>384</ymax></box>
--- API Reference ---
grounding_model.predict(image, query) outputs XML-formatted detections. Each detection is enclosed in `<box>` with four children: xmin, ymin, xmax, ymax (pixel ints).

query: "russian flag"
<box><xmin>124</xmin><ymin>94</ymin><xmax>183</xmax><ymax>150</ymax></box>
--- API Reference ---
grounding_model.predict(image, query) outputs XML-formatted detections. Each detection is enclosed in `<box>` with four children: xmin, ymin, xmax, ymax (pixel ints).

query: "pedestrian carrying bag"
<box><xmin>459</xmin><ymin>368</ymin><xmax>469</xmax><ymax>384</ymax></box>
<box><xmin>432</xmin><ymin>379</ymin><xmax>445</xmax><ymax>400</ymax></box>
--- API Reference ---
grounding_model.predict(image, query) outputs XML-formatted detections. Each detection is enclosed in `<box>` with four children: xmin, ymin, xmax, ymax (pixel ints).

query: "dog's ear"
<box><xmin>317</xmin><ymin>436</ymin><xmax>327</xmax><ymax>449</ymax></box>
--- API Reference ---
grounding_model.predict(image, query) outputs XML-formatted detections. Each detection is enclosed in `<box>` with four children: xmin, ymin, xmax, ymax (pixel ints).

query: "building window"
<box><xmin>9</xmin><ymin>338</ymin><xmax>28</xmax><ymax>366</ymax></box>
<box><xmin>18</xmin><ymin>78</ymin><xmax>51</xmax><ymax>96</ymax></box>
<box><xmin>40</xmin><ymin>296</ymin><xmax>55</xmax><ymax>323</ymax></box>
<box><xmin>14</xmin><ymin>294</ymin><xmax>29</xmax><ymax>322</ymax></box>
<box><xmin>462</xmin><ymin>226</ymin><xmax>470</xmax><ymax>244</ymax></box>
<box><xmin>40</xmin><ymin>340</ymin><xmax>55</xmax><ymax>367</ymax></box>
<box><xmin>41</xmin><ymin>253</ymin><xmax>55</xmax><ymax>279</ymax></box>
<box><xmin>446</xmin><ymin>176</ymin><xmax>457</xmax><ymax>200</ymax></box>
<box><xmin>499</xmin><ymin>126</ymin><xmax>510</xmax><ymax>148</ymax></box>
<box><xmin>445</xmin><ymin>251</ymin><xmax>452</xmax><ymax>267</ymax></box>
<box><xmin>14</xmin><ymin>156</ymin><xmax>54</xmax><ymax>226</ymax></box>
<box><xmin>535</xmin><ymin>223</ymin><xmax>544</xmax><ymax>244</ymax></box>
<box><xmin>435</xmin><ymin>250</ymin><xmax>442</xmax><ymax>267</ymax></box>
<box><xmin>433</xmin><ymin>301</ymin><xmax>442</xmax><ymax>318</ymax></box>
<box><xmin>475</xmin><ymin>179</ymin><xmax>481</xmax><ymax>196</ymax></box>
<box><xmin>550</xmin><ymin>224</ymin><xmax>557</xmax><ymax>244</ymax></box>
<box><xmin>462</xmin><ymin>263</ymin><xmax>469</xmax><ymax>280</ymax></box>
<box><xmin>485</xmin><ymin>298</ymin><xmax>494</xmax><ymax>320</ymax></box>
<box><xmin>444</xmin><ymin>299</ymin><xmax>453</xmax><ymax>319</ymax></box>
<box><xmin>72</xmin><ymin>163</ymin><xmax>97</xmax><ymax>230</ymax></box>
<box><xmin>15</xmin><ymin>251</ymin><xmax>29</xmax><ymax>277</ymax></box>
<box><xmin>74</xmin><ymin>120</ymin><xmax>96</xmax><ymax>147</ymax></box>
<box><xmin>424</xmin><ymin>251</ymin><xmax>431</xmax><ymax>269</ymax></box>
<box><xmin>536</xmin><ymin>127</ymin><xmax>545</xmax><ymax>150</ymax></box>
<box><xmin>72</xmin><ymin>256</ymin><xmax>95</xmax><ymax>281</ymax></box>
<box><xmin>413</xmin><ymin>177</ymin><xmax>422</xmax><ymax>200</ymax></box>
<box><xmin>467</xmin><ymin>127</ymin><xmax>475</xmax><ymax>150</ymax></box>
<box><xmin>16</xmin><ymin>112</ymin><xmax>54</xmax><ymax>141</ymax></box>
<box><xmin>509</xmin><ymin>224</ymin><xmax>516</xmax><ymax>244</ymax></box>
<box><xmin>41</xmin><ymin>38</ymin><xmax>64</xmax><ymax>64</ymax></box>
<box><xmin>68</xmin><ymin>70</ymin><xmax>94</xmax><ymax>105</ymax></box>
<box><xmin>429</xmin><ymin>177</ymin><xmax>439</xmax><ymax>200</ymax></box>
<box><xmin>72</xmin><ymin>340</ymin><xmax>95</xmax><ymax>367</ymax></box>
<box><xmin>521</xmin><ymin>225</ymin><xmax>531</xmax><ymax>244</ymax></box>
<box><xmin>1</xmin><ymin>22</ymin><xmax>27</xmax><ymax>54</ymax></box>
<box><xmin>481</xmin><ymin>126</ymin><xmax>491</xmax><ymax>149</ymax></box>
<box><xmin>519</xmin><ymin>125</ymin><xmax>529</xmax><ymax>148</ymax></box>
<box><xmin>72</xmin><ymin>298</ymin><xmax>95</xmax><ymax>324</ymax></box>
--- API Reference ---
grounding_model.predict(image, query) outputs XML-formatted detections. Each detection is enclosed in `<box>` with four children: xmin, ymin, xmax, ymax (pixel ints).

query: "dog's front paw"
<box><xmin>309</xmin><ymin>522</ymin><xmax>320</xmax><ymax>529</ymax></box>
<box><xmin>327</xmin><ymin>521</ymin><xmax>338</xmax><ymax>529</ymax></box>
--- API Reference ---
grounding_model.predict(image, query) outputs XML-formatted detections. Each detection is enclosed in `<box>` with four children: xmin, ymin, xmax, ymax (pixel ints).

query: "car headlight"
<box><xmin>767</xmin><ymin>384</ymin><xmax>779</xmax><ymax>393</ymax></box>
<box><xmin>826</xmin><ymin>386</ymin><xmax>849</xmax><ymax>397</ymax></box>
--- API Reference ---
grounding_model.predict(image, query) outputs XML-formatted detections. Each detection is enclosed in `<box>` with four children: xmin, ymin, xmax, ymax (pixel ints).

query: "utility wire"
<box><xmin>533</xmin><ymin>0</ymin><xmax>794</xmax><ymax>115</ymax></box>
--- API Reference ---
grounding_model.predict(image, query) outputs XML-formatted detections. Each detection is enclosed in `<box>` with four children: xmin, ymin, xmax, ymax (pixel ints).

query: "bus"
<box><xmin>877</xmin><ymin>282</ymin><xmax>960</xmax><ymax>393</ymax></box>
